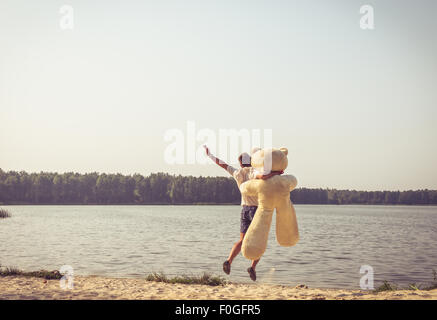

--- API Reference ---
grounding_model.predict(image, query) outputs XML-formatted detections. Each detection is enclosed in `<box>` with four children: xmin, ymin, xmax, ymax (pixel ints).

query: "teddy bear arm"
<box><xmin>239</xmin><ymin>180</ymin><xmax>259</xmax><ymax>196</ymax></box>
<box><xmin>281</xmin><ymin>174</ymin><xmax>298</xmax><ymax>191</ymax></box>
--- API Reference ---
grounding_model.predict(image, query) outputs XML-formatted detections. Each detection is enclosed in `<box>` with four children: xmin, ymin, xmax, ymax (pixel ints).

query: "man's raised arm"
<box><xmin>204</xmin><ymin>145</ymin><xmax>231</xmax><ymax>172</ymax></box>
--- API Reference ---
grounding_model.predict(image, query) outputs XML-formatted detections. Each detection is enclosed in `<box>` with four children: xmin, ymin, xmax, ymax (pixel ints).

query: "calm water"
<box><xmin>1</xmin><ymin>205</ymin><xmax>436</xmax><ymax>289</ymax></box>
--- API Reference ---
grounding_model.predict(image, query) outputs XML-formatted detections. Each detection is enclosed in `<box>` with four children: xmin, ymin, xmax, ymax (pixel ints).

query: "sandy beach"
<box><xmin>0</xmin><ymin>275</ymin><xmax>436</xmax><ymax>300</ymax></box>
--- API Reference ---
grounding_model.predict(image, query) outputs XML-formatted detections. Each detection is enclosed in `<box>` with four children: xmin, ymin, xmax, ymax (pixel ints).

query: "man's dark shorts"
<box><xmin>240</xmin><ymin>205</ymin><xmax>258</xmax><ymax>233</ymax></box>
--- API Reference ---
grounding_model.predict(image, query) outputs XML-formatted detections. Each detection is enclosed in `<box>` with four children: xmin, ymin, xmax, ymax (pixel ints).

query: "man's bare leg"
<box><xmin>223</xmin><ymin>233</ymin><xmax>245</xmax><ymax>274</ymax></box>
<box><xmin>251</xmin><ymin>259</ymin><xmax>260</xmax><ymax>270</ymax></box>
<box><xmin>227</xmin><ymin>233</ymin><xmax>245</xmax><ymax>263</ymax></box>
<box><xmin>248</xmin><ymin>259</ymin><xmax>260</xmax><ymax>281</ymax></box>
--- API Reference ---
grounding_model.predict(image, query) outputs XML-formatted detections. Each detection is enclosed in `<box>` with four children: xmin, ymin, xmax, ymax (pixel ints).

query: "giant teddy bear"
<box><xmin>240</xmin><ymin>147</ymin><xmax>299</xmax><ymax>260</ymax></box>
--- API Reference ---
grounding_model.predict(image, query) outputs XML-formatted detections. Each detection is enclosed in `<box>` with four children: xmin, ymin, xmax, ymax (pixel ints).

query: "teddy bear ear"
<box><xmin>279</xmin><ymin>147</ymin><xmax>288</xmax><ymax>155</ymax></box>
<box><xmin>251</xmin><ymin>147</ymin><xmax>261</xmax><ymax>155</ymax></box>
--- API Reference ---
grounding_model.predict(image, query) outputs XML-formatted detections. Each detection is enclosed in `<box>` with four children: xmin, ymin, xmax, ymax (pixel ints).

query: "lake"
<box><xmin>1</xmin><ymin>205</ymin><xmax>436</xmax><ymax>289</ymax></box>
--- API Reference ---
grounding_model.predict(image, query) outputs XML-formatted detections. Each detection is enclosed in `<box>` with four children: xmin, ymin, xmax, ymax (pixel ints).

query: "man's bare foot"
<box><xmin>223</xmin><ymin>260</ymin><xmax>231</xmax><ymax>275</ymax></box>
<box><xmin>247</xmin><ymin>267</ymin><xmax>256</xmax><ymax>281</ymax></box>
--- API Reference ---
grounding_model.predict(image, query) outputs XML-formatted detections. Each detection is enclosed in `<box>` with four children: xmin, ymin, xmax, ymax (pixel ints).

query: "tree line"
<box><xmin>1</xmin><ymin>169</ymin><xmax>436</xmax><ymax>205</ymax></box>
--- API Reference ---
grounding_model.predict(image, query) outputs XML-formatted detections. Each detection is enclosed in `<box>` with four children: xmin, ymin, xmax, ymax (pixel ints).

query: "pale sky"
<box><xmin>1</xmin><ymin>0</ymin><xmax>436</xmax><ymax>191</ymax></box>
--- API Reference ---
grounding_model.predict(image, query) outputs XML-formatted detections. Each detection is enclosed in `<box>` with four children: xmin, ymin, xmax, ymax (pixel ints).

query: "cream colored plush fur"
<box><xmin>240</xmin><ymin>148</ymin><xmax>299</xmax><ymax>260</ymax></box>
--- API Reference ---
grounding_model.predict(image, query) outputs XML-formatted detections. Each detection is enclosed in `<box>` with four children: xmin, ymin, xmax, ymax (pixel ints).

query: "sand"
<box><xmin>1</xmin><ymin>275</ymin><xmax>436</xmax><ymax>300</ymax></box>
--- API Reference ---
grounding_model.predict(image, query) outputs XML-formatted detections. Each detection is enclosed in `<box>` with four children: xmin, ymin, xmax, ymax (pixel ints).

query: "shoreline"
<box><xmin>0</xmin><ymin>275</ymin><xmax>436</xmax><ymax>300</ymax></box>
<box><xmin>3</xmin><ymin>203</ymin><xmax>437</xmax><ymax>207</ymax></box>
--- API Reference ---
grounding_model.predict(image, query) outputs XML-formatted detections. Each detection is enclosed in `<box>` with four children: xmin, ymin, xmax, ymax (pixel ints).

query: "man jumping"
<box><xmin>204</xmin><ymin>145</ymin><xmax>282</xmax><ymax>281</ymax></box>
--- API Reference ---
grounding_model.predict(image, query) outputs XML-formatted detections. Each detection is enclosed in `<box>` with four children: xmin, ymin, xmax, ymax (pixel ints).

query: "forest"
<box><xmin>1</xmin><ymin>169</ymin><xmax>436</xmax><ymax>205</ymax></box>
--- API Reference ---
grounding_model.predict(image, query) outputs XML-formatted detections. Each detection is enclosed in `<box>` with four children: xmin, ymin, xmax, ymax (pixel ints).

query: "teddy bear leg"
<box><xmin>276</xmin><ymin>201</ymin><xmax>299</xmax><ymax>247</ymax></box>
<box><xmin>241</xmin><ymin>208</ymin><xmax>274</xmax><ymax>260</ymax></box>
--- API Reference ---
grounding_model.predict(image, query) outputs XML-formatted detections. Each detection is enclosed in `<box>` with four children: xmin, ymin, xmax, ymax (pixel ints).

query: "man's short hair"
<box><xmin>238</xmin><ymin>152</ymin><xmax>251</xmax><ymax>167</ymax></box>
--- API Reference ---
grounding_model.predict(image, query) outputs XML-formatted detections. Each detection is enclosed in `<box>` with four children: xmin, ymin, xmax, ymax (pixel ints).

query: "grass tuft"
<box><xmin>374</xmin><ymin>269</ymin><xmax>437</xmax><ymax>292</ymax></box>
<box><xmin>146</xmin><ymin>272</ymin><xmax>228</xmax><ymax>286</ymax></box>
<box><xmin>374</xmin><ymin>280</ymin><xmax>398</xmax><ymax>292</ymax></box>
<box><xmin>0</xmin><ymin>208</ymin><xmax>11</xmax><ymax>219</ymax></box>
<box><xmin>422</xmin><ymin>269</ymin><xmax>437</xmax><ymax>290</ymax></box>
<box><xmin>0</xmin><ymin>265</ymin><xmax>62</xmax><ymax>280</ymax></box>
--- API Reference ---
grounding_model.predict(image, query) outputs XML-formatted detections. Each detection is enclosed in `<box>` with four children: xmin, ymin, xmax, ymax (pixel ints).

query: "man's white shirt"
<box><xmin>226</xmin><ymin>166</ymin><xmax>258</xmax><ymax>206</ymax></box>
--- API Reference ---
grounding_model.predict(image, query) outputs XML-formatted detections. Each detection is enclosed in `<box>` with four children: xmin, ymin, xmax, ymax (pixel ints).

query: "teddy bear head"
<box><xmin>250</xmin><ymin>147</ymin><xmax>289</xmax><ymax>173</ymax></box>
